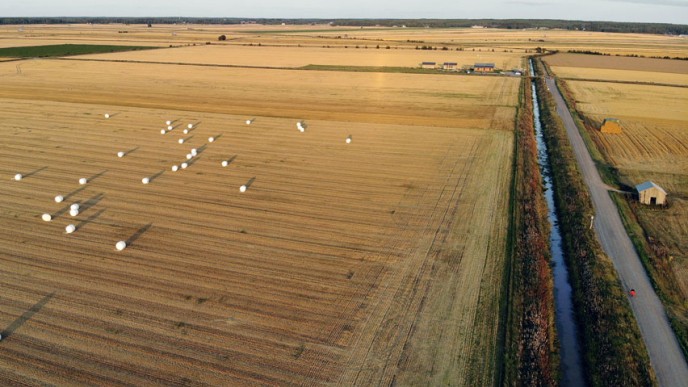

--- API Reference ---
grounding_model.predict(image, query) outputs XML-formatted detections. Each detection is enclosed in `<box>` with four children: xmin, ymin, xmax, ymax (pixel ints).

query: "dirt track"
<box><xmin>545</xmin><ymin>76</ymin><xmax>688</xmax><ymax>387</ymax></box>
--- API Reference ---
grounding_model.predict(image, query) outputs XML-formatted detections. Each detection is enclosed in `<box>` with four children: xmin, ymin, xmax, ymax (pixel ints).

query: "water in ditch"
<box><xmin>530</xmin><ymin>59</ymin><xmax>585</xmax><ymax>386</ymax></box>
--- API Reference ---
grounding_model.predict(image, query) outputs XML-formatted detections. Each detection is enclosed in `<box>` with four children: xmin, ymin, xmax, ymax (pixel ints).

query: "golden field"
<box><xmin>78</xmin><ymin>44</ymin><xmax>525</xmax><ymax>70</ymax></box>
<box><xmin>0</xmin><ymin>59</ymin><xmax>519</xmax><ymax>129</ymax></box>
<box><xmin>4</xmin><ymin>23</ymin><xmax>687</xmax><ymax>57</ymax></box>
<box><xmin>545</xmin><ymin>53</ymin><xmax>688</xmax><ymax>85</ymax></box>
<box><xmin>562</xmin><ymin>79</ymin><xmax>688</xmax><ymax>296</ymax></box>
<box><xmin>0</xmin><ymin>26</ymin><xmax>517</xmax><ymax>385</ymax></box>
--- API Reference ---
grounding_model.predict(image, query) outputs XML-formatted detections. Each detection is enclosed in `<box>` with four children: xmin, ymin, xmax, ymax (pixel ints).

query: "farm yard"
<box><xmin>0</xmin><ymin>25</ymin><xmax>518</xmax><ymax>385</ymax></box>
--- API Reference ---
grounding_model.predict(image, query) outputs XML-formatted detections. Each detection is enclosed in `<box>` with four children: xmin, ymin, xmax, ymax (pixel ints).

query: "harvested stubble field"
<box><xmin>545</xmin><ymin>53</ymin><xmax>688</xmax><ymax>85</ymax></box>
<box><xmin>0</xmin><ymin>38</ymin><xmax>517</xmax><ymax>385</ymax></box>
<box><xmin>78</xmin><ymin>44</ymin><xmax>525</xmax><ymax>70</ymax></box>
<box><xmin>561</xmin><ymin>79</ymin><xmax>688</xmax><ymax>309</ymax></box>
<box><xmin>0</xmin><ymin>58</ymin><xmax>518</xmax><ymax>129</ymax></box>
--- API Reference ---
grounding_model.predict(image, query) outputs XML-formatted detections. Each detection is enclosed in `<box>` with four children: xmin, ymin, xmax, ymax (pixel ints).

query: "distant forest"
<box><xmin>1</xmin><ymin>17</ymin><xmax>687</xmax><ymax>35</ymax></box>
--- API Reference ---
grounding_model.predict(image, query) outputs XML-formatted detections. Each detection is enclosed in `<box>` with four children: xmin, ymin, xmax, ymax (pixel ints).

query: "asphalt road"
<box><xmin>545</xmin><ymin>76</ymin><xmax>688</xmax><ymax>387</ymax></box>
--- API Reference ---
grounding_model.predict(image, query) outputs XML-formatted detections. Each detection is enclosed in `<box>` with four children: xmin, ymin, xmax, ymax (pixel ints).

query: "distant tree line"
<box><xmin>1</xmin><ymin>17</ymin><xmax>686</xmax><ymax>35</ymax></box>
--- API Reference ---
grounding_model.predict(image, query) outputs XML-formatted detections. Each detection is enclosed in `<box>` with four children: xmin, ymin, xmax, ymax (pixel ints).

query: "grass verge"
<box><xmin>0</xmin><ymin>44</ymin><xmax>157</xmax><ymax>58</ymax></box>
<box><xmin>533</xmin><ymin>58</ymin><xmax>656</xmax><ymax>386</ymax></box>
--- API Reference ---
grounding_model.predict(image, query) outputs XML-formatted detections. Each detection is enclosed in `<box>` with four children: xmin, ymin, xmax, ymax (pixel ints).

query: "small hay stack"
<box><xmin>600</xmin><ymin>118</ymin><xmax>622</xmax><ymax>134</ymax></box>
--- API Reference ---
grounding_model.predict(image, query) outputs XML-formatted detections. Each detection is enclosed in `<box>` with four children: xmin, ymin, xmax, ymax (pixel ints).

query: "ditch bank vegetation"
<box><xmin>532</xmin><ymin>58</ymin><xmax>656</xmax><ymax>386</ymax></box>
<box><xmin>503</xmin><ymin>75</ymin><xmax>558</xmax><ymax>385</ymax></box>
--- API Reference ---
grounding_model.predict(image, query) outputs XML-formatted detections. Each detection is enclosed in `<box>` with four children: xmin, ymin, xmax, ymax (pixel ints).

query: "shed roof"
<box><xmin>421</xmin><ymin>61</ymin><xmax>436</xmax><ymax>65</ymax></box>
<box><xmin>444</xmin><ymin>62</ymin><xmax>458</xmax><ymax>65</ymax></box>
<box><xmin>474</xmin><ymin>63</ymin><xmax>495</xmax><ymax>67</ymax></box>
<box><xmin>636</xmin><ymin>181</ymin><xmax>667</xmax><ymax>194</ymax></box>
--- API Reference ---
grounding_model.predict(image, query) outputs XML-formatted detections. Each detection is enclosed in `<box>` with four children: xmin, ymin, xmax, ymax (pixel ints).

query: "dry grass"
<box><xmin>0</xmin><ymin>26</ymin><xmax>516</xmax><ymax>385</ymax></box>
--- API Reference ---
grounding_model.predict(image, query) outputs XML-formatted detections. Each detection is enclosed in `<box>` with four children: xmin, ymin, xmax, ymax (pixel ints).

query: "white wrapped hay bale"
<box><xmin>65</xmin><ymin>224</ymin><xmax>76</xmax><ymax>233</ymax></box>
<box><xmin>178</xmin><ymin>138</ymin><xmax>185</xmax><ymax>144</ymax></box>
<box><xmin>186</xmin><ymin>153</ymin><xmax>193</xmax><ymax>160</ymax></box>
<box><xmin>187</xmin><ymin>123</ymin><xmax>193</xmax><ymax>129</ymax></box>
<box><xmin>208</xmin><ymin>136</ymin><xmax>215</xmax><ymax>143</ymax></box>
<box><xmin>142</xmin><ymin>177</ymin><xmax>150</xmax><ymax>184</ymax></box>
<box><xmin>167</xmin><ymin>125</ymin><xmax>173</xmax><ymax>131</ymax></box>
<box><xmin>79</xmin><ymin>177</ymin><xmax>88</xmax><ymax>185</ymax></box>
<box><xmin>346</xmin><ymin>135</ymin><xmax>352</xmax><ymax>144</ymax></box>
<box><xmin>70</xmin><ymin>203</ymin><xmax>80</xmax><ymax>211</ymax></box>
<box><xmin>69</xmin><ymin>208</ymin><xmax>79</xmax><ymax>217</ymax></box>
<box><xmin>115</xmin><ymin>241</ymin><xmax>127</xmax><ymax>251</ymax></box>
<box><xmin>221</xmin><ymin>160</ymin><xmax>228</xmax><ymax>167</ymax></box>
<box><xmin>246</xmin><ymin>118</ymin><xmax>255</xmax><ymax>125</ymax></box>
<box><xmin>117</xmin><ymin>151</ymin><xmax>125</xmax><ymax>158</ymax></box>
<box><xmin>171</xmin><ymin>165</ymin><xmax>179</xmax><ymax>172</ymax></box>
<box><xmin>161</xmin><ymin>129</ymin><xmax>167</xmax><ymax>135</ymax></box>
<box><xmin>183</xmin><ymin>129</ymin><xmax>189</xmax><ymax>134</ymax></box>
<box><xmin>296</xmin><ymin>121</ymin><xmax>306</xmax><ymax>132</ymax></box>
<box><xmin>14</xmin><ymin>173</ymin><xmax>23</xmax><ymax>181</ymax></box>
<box><xmin>104</xmin><ymin>113</ymin><xmax>110</xmax><ymax>119</ymax></box>
<box><xmin>239</xmin><ymin>185</ymin><xmax>247</xmax><ymax>193</ymax></box>
<box><xmin>42</xmin><ymin>213</ymin><xmax>52</xmax><ymax>222</ymax></box>
<box><xmin>54</xmin><ymin>195</ymin><xmax>64</xmax><ymax>203</ymax></box>
<box><xmin>191</xmin><ymin>148</ymin><xmax>197</xmax><ymax>156</ymax></box>
<box><xmin>181</xmin><ymin>162</ymin><xmax>188</xmax><ymax>169</ymax></box>
<box><xmin>165</xmin><ymin>120</ymin><xmax>172</xmax><ymax>125</ymax></box>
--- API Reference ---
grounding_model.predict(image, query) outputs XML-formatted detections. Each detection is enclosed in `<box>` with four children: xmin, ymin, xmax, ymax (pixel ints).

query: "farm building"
<box><xmin>421</xmin><ymin>61</ymin><xmax>436</xmax><ymax>69</ymax></box>
<box><xmin>474</xmin><ymin>63</ymin><xmax>496</xmax><ymax>72</ymax></box>
<box><xmin>636</xmin><ymin>181</ymin><xmax>667</xmax><ymax>205</ymax></box>
<box><xmin>443</xmin><ymin>62</ymin><xmax>458</xmax><ymax>70</ymax></box>
<box><xmin>600</xmin><ymin>118</ymin><xmax>622</xmax><ymax>133</ymax></box>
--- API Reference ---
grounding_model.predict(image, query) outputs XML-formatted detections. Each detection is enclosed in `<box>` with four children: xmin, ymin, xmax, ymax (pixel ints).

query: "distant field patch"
<box><xmin>0</xmin><ymin>44</ymin><xmax>157</xmax><ymax>58</ymax></box>
<box><xmin>549</xmin><ymin>66</ymin><xmax>688</xmax><ymax>86</ymax></box>
<box><xmin>545</xmin><ymin>53</ymin><xmax>688</xmax><ymax>74</ymax></box>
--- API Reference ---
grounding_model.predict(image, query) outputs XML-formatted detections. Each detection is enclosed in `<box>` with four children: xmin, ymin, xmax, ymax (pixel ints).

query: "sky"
<box><xmin>1</xmin><ymin>0</ymin><xmax>686</xmax><ymax>24</ymax></box>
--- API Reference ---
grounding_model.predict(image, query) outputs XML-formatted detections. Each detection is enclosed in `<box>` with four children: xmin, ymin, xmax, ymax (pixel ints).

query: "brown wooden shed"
<box><xmin>600</xmin><ymin>118</ymin><xmax>622</xmax><ymax>133</ymax></box>
<box><xmin>636</xmin><ymin>181</ymin><xmax>667</xmax><ymax>205</ymax></box>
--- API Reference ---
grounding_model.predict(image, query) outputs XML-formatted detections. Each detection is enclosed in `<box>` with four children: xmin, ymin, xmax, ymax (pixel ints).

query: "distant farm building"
<box><xmin>636</xmin><ymin>181</ymin><xmax>667</xmax><ymax>205</ymax></box>
<box><xmin>421</xmin><ymin>61</ymin><xmax>436</xmax><ymax>69</ymax></box>
<box><xmin>600</xmin><ymin>118</ymin><xmax>622</xmax><ymax>134</ymax></box>
<box><xmin>443</xmin><ymin>62</ymin><xmax>458</xmax><ymax>70</ymax></box>
<box><xmin>474</xmin><ymin>63</ymin><xmax>495</xmax><ymax>72</ymax></box>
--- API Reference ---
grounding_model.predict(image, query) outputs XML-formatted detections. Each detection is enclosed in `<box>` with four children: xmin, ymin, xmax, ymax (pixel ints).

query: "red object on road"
<box><xmin>630</xmin><ymin>289</ymin><xmax>636</xmax><ymax>297</ymax></box>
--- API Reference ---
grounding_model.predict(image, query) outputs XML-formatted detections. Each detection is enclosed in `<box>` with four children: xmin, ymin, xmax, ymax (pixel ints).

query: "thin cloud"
<box><xmin>505</xmin><ymin>0</ymin><xmax>551</xmax><ymax>5</ymax></box>
<box><xmin>605</xmin><ymin>0</ymin><xmax>688</xmax><ymax>6</ymax></box>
